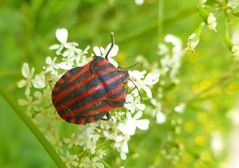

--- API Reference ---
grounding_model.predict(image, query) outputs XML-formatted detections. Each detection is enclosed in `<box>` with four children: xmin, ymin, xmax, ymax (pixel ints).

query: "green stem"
<box><xmin>0</xmin><ymin>88</ymin><xmax>66</xmax><ymax>168</ymax></box>
<box><xmin>158</xmin><ymin>0</ymin><xmax>164</xmax><ymax>41</ymax></box>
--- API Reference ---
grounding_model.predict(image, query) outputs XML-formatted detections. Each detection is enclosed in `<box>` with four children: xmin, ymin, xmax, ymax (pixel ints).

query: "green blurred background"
<box><xmin>1</xmin><ymin>0</ymin><xmax>239</xmax><ymax>167</ymax></box>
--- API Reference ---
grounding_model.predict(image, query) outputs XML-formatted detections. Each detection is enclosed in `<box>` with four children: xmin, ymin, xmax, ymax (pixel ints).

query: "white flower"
<box><xmin>115</xmin><ymin>135</ymin><xmax>130</xmax><ymax>160</ymax></box>
<box><xmin>124</xmin><ymin>94</ymin><xmax>145</xmax><ymax>113</ymax></box>
<box><xmin>78</xmin><ymin>126</ymin><xmax>100</xmax><ymax>154</ymax></box>
<box><xmin>17</xmin><ymin>63</ymin><xmax>35</xmax><ymax>95</ymax></box>
<box><xmin>100</xmin><ymin>120</ymin><xmax>120</xmax><ymax>140</ymax></box>
<box><xmin>128</xmin><ymin>70</ymin><xmax>146</xmax><ymax>81</ymax></box>
<box><xmin>174</xmin><ymin>103</ymin><xmax>186</xmax><ymax>113</ymax></box>
<box><xmin>144</xmin><ymin>72</ymin><xmax>160</xmax><ymax>85</ymax></box>
<box><xmin>165</xmin><ymin>34</ymin><xmax>182</xmax><ymax>53</ymax></box>
<box><xmin>158</xmin><ymin>44</ymin><xmax>169</xmax><ymax>56</ymax></box>
<box><xmin>44</xmin><ymin>56</ymin><xmax>58</xmax><ymax>73</ymax></box>
<box><xmin>18</xmin><ymin>95</ymin><xmax>39</xmax><ymax>112</ymax></box>
<box><xmin>32</xmin><ymin>73</ymin><xmax>46</xmax><ymax>88</ymax></box>
<box><xmin>57</xmin><ymin>61</ymin><xmax>74</xmax><ymax>70</ymax></box>
<box><xmin>64</xmin><ymin>133</ymin><xmax>80</xmax><ymax>148</ymax></box>
<box><xmin>62</xmin><ymin>151</ymin><xmax>78</xmax><ymax>168</ymax></box>
<box><xmin>118</xmin><ymin>112</ymin><xmax>149</xmax><ymax>136</ymax></box>
<box><xmin>135</xmin><ymin>0</ymin><xmax>144</xmax><ymax>5</ymax></box>
<box><xmin>128</xmin><ymin>70</ymin><xmax>154</xmax><ymax>98</ymax></box>
<box><xmin>158</xmin><ymin>34</ymin><xmax>184</xmax><ymax>82</ymax></box>
<box><xmin>115</xmin><ymin>112</ymin><xmax>149</xmax><ymax>159</ymax></box>
<box><xmin>33</xmin><ymin>88</ymin><xmax>51</xmax><ymax>104</ymax></box>
<box><xmin>56</xmin><ymin>28</ymin><xmax>68</xmax><ymax>43</ymax></box>
<box><xmin>207</xmin><ymin>13</ymin><xmax>217</xmax><ymax>31</ymax></box>
<box><xmin>50</xmin><ymin>28</ymin><xmax>79</xmax><ymax>57</ymax></box>
<box><xmin>186</xmin><ymin>33</ymin><xmax>200</xmax><ymax>52</ymax></box>
<box><xmin>93</xmin><ymin>43</ymin><xmax>119</xmax><ymax>67</ymax></box>
<box><xmin>186</xmin><ymin>23</ymin><xmax>205</xmax><ymax>52</ymax></box>
<box><xmin>151</xmin><ymin>100</ymin><xmax>166</xmax><ymax>124</ymax></box>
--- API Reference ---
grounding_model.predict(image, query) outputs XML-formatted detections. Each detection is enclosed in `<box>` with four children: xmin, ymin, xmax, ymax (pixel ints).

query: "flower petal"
<box><xmin>124</xmin><ymin>103</ymin><xmax>133</xmax><ymax>111</ymax></box>
<box><xmin>115</xmin><ymin>135</ymin><xmax>124</xmax><ymax>142</ymax></box>
<box><xmin>143</xmin><ymin>86</ymin><xmax>152</xmax><ymax>98</ymax></box>
<box><xmin>109</xmin><ymin>58</ymin><xmax>118</xmax><ymax>67</ymax></box>
<box><xmin>45</xmin><ymin>56</ymin><xmax>52</xmax><ymax>64</ymax></box>
<box><xmin>104</xmin><ymin>44</ymin><xmax>119</xmax><ymax>57</ymax></box>
<box><xmin>120</xmin><ymin>153</ymin><xmax>127</xmax><ymax>160</ymax></box>
<box><xmin>32</xmin><ymin>73</ymin><xmax>46</xmax><ymax>88</ymax></box>
<box><xmin>118</xmin><ymin>123</ymin><xmax>127</xmax><ymax>134</ymax></box>
<box><xmin>49</xmin><ymin>44</ymin><xmax>60</xmax><ymax>50</ymax></box>
<box><xmin>56</xmin><ymin>28</ymin><xmax>68</xmax><ymax>43</ymax></box>
<box><xmin>93</xmin><ymin>46</ymin><xmax>101</xmax><ymax>56</ymax></box>
<box><xmin>174</xmin><ymin>103</ymin><xmax>186</xmax><ymax>113</ymax></box>
<box><xmin>17</xmin><ymin>80</ymin><xmax>27</xmax><ymax>88</ymax></box>
<box><xmin>62</xmin><ymin>50</ymin><xmax>70</xmax><ymax>57</ymax></box>
<box><xmin>124</xmin><ymin>120</ymin><xmax>136</xmax><ymax>135</ymax></box>
<box><xmin>156</xmin><ymin>111</ymin><xmax>166</xmax><ymax>124</ymax></box>
<box><xmin>144</xmin><ymin>72</ymin><xmax>159</xmax><ymax>85</ymax></box>
<box><xmin>134</xmin><ymin>111</ymin><xmax>142</xmax><ymax>120</ymax></box>
<box><xmin>126</xmin><ymin>94</ymin><xmax>134</xmax><ymax>102</ymax></box>
<box><xmin>100</xmin><ymin>47</ymin><xmax>105</xmax><ymax>55</ymax></box>
<box><xmin>136</xmin><ymin>119</ymin><xmax>149</xmax><ymax>130</ymax></box>
<box><xmin>122</xmin><ymin>141</ymin><xmax>129</xmax><ymax>153</ymax></box>
<box><xmin>57</xmin><ymin>62</ymin><xmax>73</xmax><ymax>70</ymax></box>
<box><xmin>22</xmin><ymin>63</ymin><xmax>30</xmax><ymax>78</ymax></box>
<box><xmin>137</xmin><ymin>104</ymin><xmax>146</xmax><ymax>111</ymax></box>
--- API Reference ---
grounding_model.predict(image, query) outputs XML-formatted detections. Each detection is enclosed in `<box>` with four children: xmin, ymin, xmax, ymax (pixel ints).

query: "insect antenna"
<box><xmin>128</xmin><ymin>78</ymin><xmax>143</xmax><ymax>100</ymax></box>
<box><xmin>105</xmin><ymin>32</ymin><xmax>115</xmax><ymax>59</ymax></box>
<box><xmin>125</xmin><ymin>62</ymin><xmax>142</xmax><ymax>70</ymax></box>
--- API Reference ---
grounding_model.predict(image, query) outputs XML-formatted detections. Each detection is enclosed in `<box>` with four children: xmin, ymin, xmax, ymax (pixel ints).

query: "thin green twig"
<box><xmin>0</xmin><ymin>88</ymin><xmax>67</xmax><ymax>168</ymax></box>
<box><xmin>158</xmin><ymin>0</ymin><xmax>164</xmax><ymax>41</ymax></box>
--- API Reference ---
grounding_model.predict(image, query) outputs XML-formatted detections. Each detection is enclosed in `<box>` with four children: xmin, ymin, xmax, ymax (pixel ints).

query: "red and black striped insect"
<box><xmin>52</xmin><ymin>33</ymin><xmax>129</xmax><ymax>124</ymax></box>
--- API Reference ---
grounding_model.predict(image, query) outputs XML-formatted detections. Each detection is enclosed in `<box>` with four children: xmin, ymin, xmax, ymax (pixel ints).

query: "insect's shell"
<box><xmin>52</xmin><ymin>56</ymin><xmax>129</xmax><ymax>125</ymax></box>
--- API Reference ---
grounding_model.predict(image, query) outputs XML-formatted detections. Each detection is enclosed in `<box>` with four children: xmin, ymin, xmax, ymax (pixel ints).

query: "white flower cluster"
<box><xmin>158</xmin><ymin>34</ymin><xmax>184</xmax><ymax>83</ymax></box>
<box><xmin>17</xmin><ymin>28</ymin><xmax>158</xmax><ymax>167</ymax></box>
<box><xmin>147</xmin><ymin>34</ymin><xmax>185</xmax><ymax>124</ymax></box>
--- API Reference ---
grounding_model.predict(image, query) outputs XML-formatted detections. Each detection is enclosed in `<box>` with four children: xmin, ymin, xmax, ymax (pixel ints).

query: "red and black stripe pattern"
<box><xmin>52</xmin><ymin>56</ymin><xmax>129</xmax><ymax>124</ymax></box>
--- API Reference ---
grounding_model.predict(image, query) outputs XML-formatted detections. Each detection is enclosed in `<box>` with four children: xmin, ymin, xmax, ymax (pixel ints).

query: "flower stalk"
<box><xmin>0</xmin><ymin>88</ymin><xmax>67</xmax><ymax>168</ymax></box>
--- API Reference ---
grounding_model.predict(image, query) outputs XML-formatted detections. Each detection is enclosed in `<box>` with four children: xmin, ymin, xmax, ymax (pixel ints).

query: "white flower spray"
<box><xmin>17</xmin><ymin>28</ymin><xmax>158</xmax><ymax>167</ymax></box>
<box><xmin>144</xmin><ymin>34</ymin><xmax>185</xmax><ymax>124</ymax></box>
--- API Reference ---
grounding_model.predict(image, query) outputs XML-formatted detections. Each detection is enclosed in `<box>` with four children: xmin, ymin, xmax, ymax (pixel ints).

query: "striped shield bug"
<box><xmin>52</xmin><ymin>33</ymin><xmax>129</xmax><ymax>124</ymax></box>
